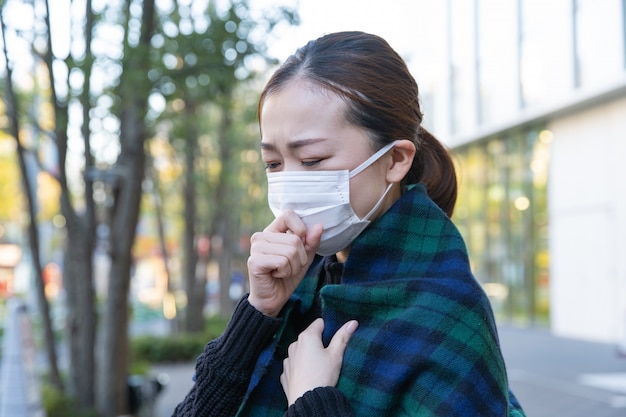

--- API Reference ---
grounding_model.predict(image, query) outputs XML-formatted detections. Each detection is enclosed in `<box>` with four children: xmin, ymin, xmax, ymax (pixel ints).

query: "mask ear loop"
<box><xmin>349</xmin><ymin>140</ymin><xmax>399</xmax><ymax>178</ymax></box>
<box><xmin>361</xmin><ymin>182</ymin><xmax>394</xmax><ymax>222</ymax></box>
<box><xmin>349</xmin><ymin>141</ymin><xmax>399</xmax><ymax>221</ymax></box>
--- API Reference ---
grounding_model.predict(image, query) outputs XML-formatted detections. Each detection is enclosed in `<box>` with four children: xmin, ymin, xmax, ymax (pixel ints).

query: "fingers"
<box><xmin>303</xmin><ymin>317</ymin><xmax>324</xmax><ymax>336</ymax></box>
<box><xmin>295</xmin><ymin>318</ymin><xmax>358</xmax><ymax>353</ymax></box>
<box><xmin>287</xmin><ymin>318</ymin><xmax>324</xmax><ymax>359</ymax></box>
<box><xmin>265</xmin><ymin>209</ymin><xmax>307</xmax><ymax>238</ymax></box>
<box><xmin>304</xmin><ymin>223</ymin><xmax>324</xmax><ymax>255</ymax></box>
<box><xmin>280</xmin><ymin>318</ymin><xmax>358</xmax><ymax>405</ymax></box>
<box><xmin>264</xmin><ymin>210</ymin><xmax>323</xmax><ymax>258</ymax></box>
<box><xmin>280</xmin><ymin>360</ymin><xmax>289</xmax><ymax>394</ymax></box>
<box><xmin>246</xmin><ymin>210</ymin><xmax>323</xmax><ymax>317</ymax></box>
<box><xmin>258</xmin><ymin>210</ymin><xmax>323</xmax><ymax>266</ymax></box>
<box><xmin>327</xmin><ymin>320</ymin><xmax>359</xmax><ymax>354</ymax></box>
<box><xmin>250</xmin><ymin>230</ymin><xmax>308</xmax><ymax>273</ymax></box>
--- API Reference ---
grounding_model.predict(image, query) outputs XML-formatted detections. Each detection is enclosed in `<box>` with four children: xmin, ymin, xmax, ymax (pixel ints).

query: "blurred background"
<box><xmin>0</xmin><ymin>0</ymin><xmax>625</xmax><ymax>416</ymax></box>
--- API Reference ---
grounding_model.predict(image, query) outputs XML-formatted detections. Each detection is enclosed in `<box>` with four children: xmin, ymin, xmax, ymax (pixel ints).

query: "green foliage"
<box><xmin>132</xmin><ymin>333</ymin><xmax>205</xmax><ymax>363</ymax></box>
<box><xmin>203</xmin><ymin>314</ymin><xmax>230</xmax><ymax>338</ymax></box>
<box><xmin>130</xmin><ymin>359</ymin><xmax>151</xmax><ymax>376</ymax></box>
<box><xmin>42</xmin><ymin>383</ymin><xmax>100</xmax><ymax>417</ymax></box>
<box><xmin>131</xmin><ymin>316</ymin><xmax>228</xmax><ymax>363</ymax></box>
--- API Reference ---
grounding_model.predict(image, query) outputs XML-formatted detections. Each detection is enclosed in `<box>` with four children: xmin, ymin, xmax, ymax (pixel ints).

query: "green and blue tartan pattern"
<box><xmin>237</xmin><ymin>184</ymin><xmax>525</xmax><ymax>416</ymax></box>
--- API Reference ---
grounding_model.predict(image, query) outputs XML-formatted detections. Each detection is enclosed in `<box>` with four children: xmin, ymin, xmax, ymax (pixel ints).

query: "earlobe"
<box><xmin>386</xmin><ymin>140</ymin><xmax>416</xmax><ymax>183</ymax></box>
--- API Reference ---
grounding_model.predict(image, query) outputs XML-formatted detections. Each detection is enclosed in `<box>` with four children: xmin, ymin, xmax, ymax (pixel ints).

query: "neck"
<box><xmin>336</xmin><ymin>249</ymin><xmax>349</xmax><ymax>263</ymax></box>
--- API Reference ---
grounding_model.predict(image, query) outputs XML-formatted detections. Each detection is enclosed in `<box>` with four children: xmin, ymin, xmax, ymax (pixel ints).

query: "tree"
<box><xmin>154</xmin><ymin>0</ymin><xmax>298</xmax><ymax>327</ymax></box>
<box><xmin>1</xmin><ymin>0</ymin><xmax>104</xmax><ymax>409</ymax></box>
<box><xmin>0</xmin><ymin>2</ymin><xmax>63</xmax><ymax>391</ymax></box>
<box><xmin>2</xmin><ymin>0</ymin><xmax>297</xmax><ymax>415</ymax></box>
<box><xmin>40</xmin><ymin>0</ymin><xmax>98</xmax><ymax>408</ymax></box>
<box><xmin>97</xmin><ymin>0</ymin><xmax>156</xmax><ymax>414</ymax></box>
<box><xmin>2</xmin><ymin>0</ymin><xmax>153</xmax><ymax>413</ymax></box>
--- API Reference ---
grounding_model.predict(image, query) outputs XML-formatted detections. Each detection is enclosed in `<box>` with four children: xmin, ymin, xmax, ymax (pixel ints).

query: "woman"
<box><xmin>173</xmin><ymin>31</ymin><xmax>525</xmax><ymax>417</ymax></box>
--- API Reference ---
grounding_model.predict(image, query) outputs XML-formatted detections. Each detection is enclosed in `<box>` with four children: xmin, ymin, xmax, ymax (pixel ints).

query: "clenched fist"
<box><xmin>247</xmin><ymin>210</ymin><xmax>323</xmax><ymax>317</ymax></box>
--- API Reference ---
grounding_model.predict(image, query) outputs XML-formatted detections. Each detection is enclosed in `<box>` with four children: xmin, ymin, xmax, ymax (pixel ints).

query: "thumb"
<box><xmin>304</xmin><ymin>223</ymin><xmax>324</xmax><ymax>255</ymax></box>
<box><xmin>328</xmin><ymin>320</ymin><xmax>359</xmax><ymax>354</ymax></box>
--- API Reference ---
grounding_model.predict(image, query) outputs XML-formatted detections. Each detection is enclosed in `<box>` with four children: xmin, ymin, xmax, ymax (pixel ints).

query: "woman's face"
<box><xmin>260</xmin><ymin>80</ymin><xmax>394</xmax><ymax>221</ymax></box>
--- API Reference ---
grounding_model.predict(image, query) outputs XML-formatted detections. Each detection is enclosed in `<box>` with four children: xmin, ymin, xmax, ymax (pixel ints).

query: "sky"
<box><xmin>251</xmin><ymin>0</ymin><xmax>445</xmax><ymax>86</ymax></box>
<box><xmin>0</xmin><ymin>0</ymin><xmax>444</xmax><ymax>88</ymax></box>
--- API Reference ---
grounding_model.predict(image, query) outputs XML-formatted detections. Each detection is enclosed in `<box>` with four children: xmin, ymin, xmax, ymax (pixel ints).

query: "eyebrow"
<box><xmin>260</xmin><ymin>138</ymin><xmax>328</xmax><ymax>151</ymax></box>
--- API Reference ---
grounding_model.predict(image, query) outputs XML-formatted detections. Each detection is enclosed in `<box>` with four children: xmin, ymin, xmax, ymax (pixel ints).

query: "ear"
<box><xmin>386</xmin><ymin>140</ymin><xmax>416</xmax><ymax>183</ymax></box>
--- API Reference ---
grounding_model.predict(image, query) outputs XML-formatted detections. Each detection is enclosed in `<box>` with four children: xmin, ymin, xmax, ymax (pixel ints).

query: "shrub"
<box><xmin>131</xmin><ymin>316</ymin><xmax>228</xmax><ymax>363</ymax></box>
<box><xmin>42</xmin><ymin>384</ymin><xmax>100</xmax><ymax>417</ymax></box>
<box><xmin>132</xmin><ymin>333</ymin><xmax>205</xmax><ymax>362</ymax></box>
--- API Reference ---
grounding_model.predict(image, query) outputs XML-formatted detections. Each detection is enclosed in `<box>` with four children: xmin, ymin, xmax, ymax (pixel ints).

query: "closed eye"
<box><xmin>301</xmin><ymin>160</ymin><xmax>322</xmax><ymax>167</ymax></box>
<box><xmin>264</xmin><ymin>161</ymin><xmax>281</xmax><ymax>170</ymax></box>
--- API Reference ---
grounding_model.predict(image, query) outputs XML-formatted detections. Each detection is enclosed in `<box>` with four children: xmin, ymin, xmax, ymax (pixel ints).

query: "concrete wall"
<box><xmin>548</xmin><ymin>95</ymin><xmax>626</xmax><ymax>343</ymax></box>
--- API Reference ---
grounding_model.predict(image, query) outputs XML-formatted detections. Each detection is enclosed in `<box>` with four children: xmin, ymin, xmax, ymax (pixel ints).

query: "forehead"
<box><xmin>259</xmin><ymin>81</ymin><xmax>350</xmax><ymax>142</ymax></box>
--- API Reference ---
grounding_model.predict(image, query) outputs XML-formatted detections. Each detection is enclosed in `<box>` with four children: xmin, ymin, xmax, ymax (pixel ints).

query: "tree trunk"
<box><xmin>147</xmin><ymin>151</ymin><xmax>175</xmax><ymax>327</ymax></box>
<box><xmin>0</xmin><ymin>11</ymin><xmax>63</xmax><ymax>391</ymax></box>
<box><xmin>98</xmin><ymin>107</ymin><xmax>147</xmax><ymax>417</ymax></box>
<box><xmin>63</xmin><ymin>219</ymin><xmax>96</xmax><ymax>407</ymax></box>
<box><xmin>97</xmin><ymin>0</ymin><xmax>155</xmax><ymax>415</ymax></box>
<box><xmin>182</xmin><ymin>103</ymin><xmax>205</xmax><ymax>333</ymax></box>
<box><xmin>63</xmin><ymin>0</ymin><xmax>97</xmax><ymax>408</ymax></box>
<box><xmin>39</xmin><ymin>0</ymin><xmax>98</xmax><ymax>407</ymax></box>
<box><xmin>212</xmin><ymin>100</ymin><xmax>237</xmax><ymax>318</ymax></box>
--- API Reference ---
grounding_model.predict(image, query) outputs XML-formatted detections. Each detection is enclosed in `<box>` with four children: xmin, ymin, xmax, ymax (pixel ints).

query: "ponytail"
<box><xmin>406</xmin><ymin>128</ymin><xmax>457</xmax><ymax>218</ymax></box>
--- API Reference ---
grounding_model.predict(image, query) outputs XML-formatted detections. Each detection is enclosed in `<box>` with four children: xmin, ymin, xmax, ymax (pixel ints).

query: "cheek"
<box><xmin>349</xmin><ymin>170</ymin><xmax>387</xmax><ymax>218</ymax></box>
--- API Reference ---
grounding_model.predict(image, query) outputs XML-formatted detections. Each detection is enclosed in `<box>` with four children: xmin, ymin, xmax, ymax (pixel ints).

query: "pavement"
<box><xmin>152</xmin><ymin>362</ymin><xmax>195</xmax><ymax>417</ymax></box>
<box><xmin>0</xmin><ymin>299</ymin><xmax>46</xmax><ymax>417</ymax></box>
<box><xmin>499</xmin><ymin>325</ymin><xmax>626</xmax><ymax>417</ymax></box>
<box><xmin>151</xmin><ymin>325</ymin><xmax>626</xmax><ymax>417</ymax></box>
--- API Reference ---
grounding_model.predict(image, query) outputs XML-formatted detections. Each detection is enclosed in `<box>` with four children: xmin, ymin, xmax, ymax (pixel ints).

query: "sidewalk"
<box><xmin>0</xmin><ymin>299</ymin><xmax>45</xmax><ymax>417</ymax></box>
<box><xmin>151</xmin><ymin>325</ymin><xmax>626</xmax><ymax>417</ymax></box>
<box><xmin>152</xmin><ymin>362</ymin><xmax>195</xmax><ymax>417</ymax></box>
<box><xmin>499</xmin><ymin>325</ymin><xmax>626</xmax><ymax>417</ymax></box>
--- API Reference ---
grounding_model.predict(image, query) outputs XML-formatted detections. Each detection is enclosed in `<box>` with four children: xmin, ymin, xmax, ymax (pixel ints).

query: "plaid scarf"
<box><xmin>237</xmin><ymin>184</ymin><xmax>525</xmax><ymax>416</ymax></box>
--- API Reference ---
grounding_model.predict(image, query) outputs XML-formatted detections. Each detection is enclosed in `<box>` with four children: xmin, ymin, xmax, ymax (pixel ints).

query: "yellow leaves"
<box><xmin>0</xmin><ymin>136</ymin><xmax>23</xmax><ymax>222</ymax></box>
<box><xmin>36</xmin><ymin>171</ymin><xmax>60</xmax><ymax>221</ymax></box>
<box><xmin>207</xmin><ymin>157</ymin><xmax>222</xmax><ymax>181</ymax></box>
<box><xmin>149</xmin><ymin>138</ymin><xmax>182</xmax><ymax>183</ymax></box>
<box><xmin>38</xmin><ymin>101</ymin><xmax>55</xmax><ymax>132</ymax></box>
<box><xmin>0</xmin><ymin>134</ymin><xmax>60</xmax><ymax>224</ymax></box>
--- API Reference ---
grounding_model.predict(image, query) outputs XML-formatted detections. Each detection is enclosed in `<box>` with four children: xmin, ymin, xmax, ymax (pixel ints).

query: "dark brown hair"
<box><xmin>258</xmin><ymin>31</ymin><xmax>457</xmax><ymax>217</ymax></box>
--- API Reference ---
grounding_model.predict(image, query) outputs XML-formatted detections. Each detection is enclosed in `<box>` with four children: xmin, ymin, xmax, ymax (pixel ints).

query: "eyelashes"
<box><xmin>301</xmin><ymin>160</ymin><xmax>322</xmax><ymax>167</ymax></box>
<box><xmin>264</xmin><ymin>160</ymin><xmax>323</xmax><ymax>170</ymax></box>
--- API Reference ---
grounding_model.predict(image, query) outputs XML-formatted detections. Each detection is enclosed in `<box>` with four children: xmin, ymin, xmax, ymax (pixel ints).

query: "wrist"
<box><xmin>247</xmin><ymin>294</ymin><xmax>280</xmax><ymax>317</ymax></box>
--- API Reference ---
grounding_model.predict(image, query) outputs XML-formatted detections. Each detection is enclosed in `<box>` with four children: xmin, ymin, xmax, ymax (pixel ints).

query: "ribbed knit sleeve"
<box><xmin>171</xmin><ymin>296</ymin><xmax>282</xmax><ymax>417</ymax></box>
<box><xmin>284</xmin><ymin>387</ymin><xmax>354</xmax><ymax>417</ymax></box>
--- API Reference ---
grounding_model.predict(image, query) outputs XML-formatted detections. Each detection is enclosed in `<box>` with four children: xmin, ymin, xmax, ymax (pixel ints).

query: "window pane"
<box><xmin>454</xmin><ymin>128</ymin><xmax>550</xmax><ymax>324</ymax></box>
<box><xmin>450</xmin><ymin>0</ymin><xmax>476</xmax><ymax>133</ymax></box>
<box><xmin>478</xmin><ymin>0</ymin><xmax>519</xmax><ymax>123</ymax></box>
<box><xmin>576</xmin><ymin>0</ymin><xmax>624</xmax><ymax>87</ymax></box>
<box><xmin>520</xmin><ymin>0</ymin><xmax>573</xmax><ymax>106</ymax></box>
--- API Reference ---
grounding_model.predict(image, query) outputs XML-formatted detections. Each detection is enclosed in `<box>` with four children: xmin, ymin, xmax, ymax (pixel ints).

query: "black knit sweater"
<box><xmin>170</xmin><ymin>296</ymin><xmax>353</xmax><ymax>417</ymax></box>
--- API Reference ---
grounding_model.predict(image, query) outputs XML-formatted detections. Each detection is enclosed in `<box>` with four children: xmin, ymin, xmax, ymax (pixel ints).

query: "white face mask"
<box><xmin>267</xmin><ymin>141</ymin><xmax>397</xmax><ymax>256</ymax></box>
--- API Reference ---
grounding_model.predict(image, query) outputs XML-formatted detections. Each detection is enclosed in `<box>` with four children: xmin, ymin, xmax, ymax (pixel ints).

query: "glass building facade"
<box><xmin>445</xmin><ymin>0</ymin><xmax>625</xmax><ymax>129</ymax></box>
<box><xmin>453</xmin><ymin>128</ymin><xmax>551</xmax><ymax>325</ymax></box>
<box><xmin>432</xmin><ymin>0</ymin><xmax>626</xmax><ymax>330</ymax></box>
